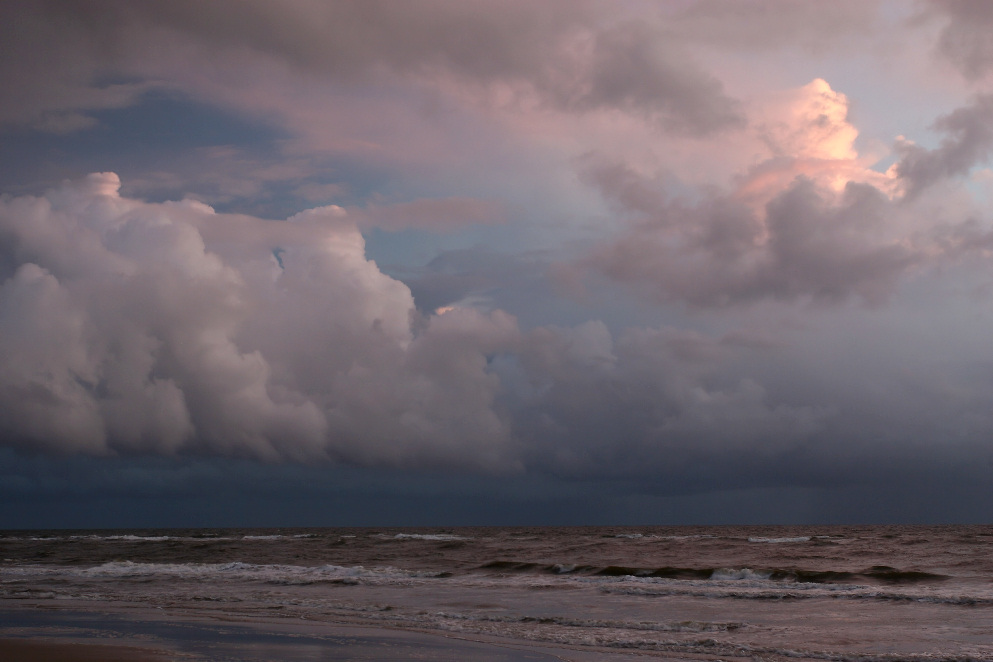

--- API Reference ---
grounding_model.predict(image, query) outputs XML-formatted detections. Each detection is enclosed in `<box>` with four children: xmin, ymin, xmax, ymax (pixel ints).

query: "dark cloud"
<box><xmin>666</xmin><ymin>0</ymin><xmax>880</xmax><ymax>53</ymax></box>
<box><xmin>4</xmin><ymin>174</ymin><xmax>972</xmax><ymax>491</ymax></box>
<box><xmin>0</xmin><ymin>1</ymin><xmax>744</xmax><ymax>138</ymax></box>
<box><xmin>509</xmin><ymin>321</ymin><xmax>827</xmax><ymax>479</ymax></box>
<box><xmin>584</xmin><ymin>159</ymin><xmax>922</xmax><ymax>306</ymax></box>
<box><xmin>930</xmin><ymin>0</ymin><xmax>993</xmax><ymax>80</ymax></box>
<box><xmin>895</xmin><ymin>95</ymin><xmax>993</xmax><ymax>197</ymax></box>
<box><xmin>4</xmin><ymin>4</ymin><xmax>993</xmax><ymax>528</ymax></box>
<box><xmin>0</xmin><ymin>1</ymin><xmax>152</xmax><ymax>128</ymax></box>
<box><xmin>3</xmin><ymin>177</ymin><xmax>993</xmax><ymax>526</ymax></box>
<box><xmin>555</xmin><ymin>21</ymin><xmax>744</xmax><ymax>135</ymax></box>
<box><xmin>6</xmin><ymin>446</ymin><xmax>993</xmax><ymax>527</ymax></box>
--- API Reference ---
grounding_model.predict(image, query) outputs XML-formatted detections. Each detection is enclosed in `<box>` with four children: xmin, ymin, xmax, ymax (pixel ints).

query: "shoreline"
<box><xmin>0</xmin><ymin>638</ymin><xmax>172</xmax><ymax>662</ymax></box>
<box><xmin>0</xmin><ymin>603</ymin><xmax>718</xmax><ymax>662</ymax></box>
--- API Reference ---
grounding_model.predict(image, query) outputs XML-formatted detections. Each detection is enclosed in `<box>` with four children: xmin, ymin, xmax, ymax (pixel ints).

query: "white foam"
<box><xmin>710</xmin><ymin>567</ymin><xmax>773</xmax><ymax>581</ymax></box>
<box><xmin>2</xmin><ymin>560</ymin><xmax>442</xmax><ymax>585</ymax></box>
<box><xmin>7</xmin><ymin>534</ymin><xmax>239</xmax><ymax>542</ymax></box>
<box><xmin>747</xmin><ymin>536</ymin><xmax>811</xmax><ymax>543</ymax></box>
<box><xmin>389</xmin><ymin>533</ymin><xmax>470</xmax><ymax>541</ymax></box>
<box><xmin>103</xmin><ymin>535</ymin><xmax>175</xmax><ymax>542</ymax></box>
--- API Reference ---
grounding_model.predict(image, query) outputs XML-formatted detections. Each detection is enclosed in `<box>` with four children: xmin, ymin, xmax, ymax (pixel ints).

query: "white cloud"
<box><xmin>0</xmin><ymin>174</ymin><xmax>846</xmax><ymax>477</ymax></box>
<box><xmin>0</xmin><ymin>174</ymin><xmax>520</xmax><ymax>467</ymax></box>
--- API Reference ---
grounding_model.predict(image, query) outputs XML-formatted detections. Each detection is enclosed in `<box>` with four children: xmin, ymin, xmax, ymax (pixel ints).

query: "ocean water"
<box><xmin>2</xmin><ymin>525</ymin><xmax>993</xmax><ymax>660</ymax></box>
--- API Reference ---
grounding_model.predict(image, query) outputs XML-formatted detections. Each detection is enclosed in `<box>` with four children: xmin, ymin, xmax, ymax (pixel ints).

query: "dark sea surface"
<box><xmin>3</xmin><ymin>525</ymin><xmax>993</xmax><ymax>660</ymax></box>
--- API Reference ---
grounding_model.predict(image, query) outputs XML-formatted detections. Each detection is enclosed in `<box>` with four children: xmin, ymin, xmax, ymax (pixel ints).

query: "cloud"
<box><xmin>578</xmin><ymin>79</ymin><xmax>993</xmax><ymax>306</ymax></box>
<box><xmin>666</xmin><ymin>0</ymin><xmax>881</xmax><ymax>53</ymax></box>
<box><xmin>351</xmin><ymin>197</ymin><xmax>504</xmax><ymax>232</ymax></box>
<box><xmin>0</xmin><ymin>1</ymin><xmax>744</xmax><ymax>140</ymax></box>
<box><xmin>4</xmin><ymin>174</ymin><xmax>993</xmax><ymax>512</ymax></box>
<box><xmin>930</xmin><ymin>0</ymin><xmax>993</xmax><ymax>80</ymax></box>
<box><xmin>0</xmin><ymin>174</ymin><xmax>872</xmax><ymax>482</ymax></box>
<box><xmin>402</xmin><ymin>247</ymin><xmax>550</xmax><ymax>317</ymax></box>
<box><xmin>585</xmin><ymin>176</ymin><xmax>920</xmax><ymax>306</ymax></box>
<box><xmin>895</xmin><ymin>95</ymin><xmax>993</xmax><ymax>197</ymax></box>
<box><xmin>510</xmin><ymin>321</ymin><xmax>827</xmax><ymax>479</ymax></box>
<box><xmin>8</xmin><ymin>3</ymin><xmax>993</xmax><ymax>524</ymax></box>
<box><xmin>0</xmin><ymin>1</ymin><xmax>154</xmax><ymax>128</ymax></box>
<box><xmin>547</xmin><ymin>20</ymin><xmax>744</xmax><ymax>135</ymax></box>
<box><xmin>0</xmin><ymin>174</ymin><xmax>521</xmax><ymax>468</ymax></box>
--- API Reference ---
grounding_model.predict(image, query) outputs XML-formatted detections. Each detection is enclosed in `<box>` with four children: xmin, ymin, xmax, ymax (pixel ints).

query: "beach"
<box><xmin>0</xmin><ymin>604</ymin><xmax>725</xmax><ymax>662</ymax></box>
<box><xmin>0</xmin><ymin>639</ymin><xmax>170</xmax><ymax>662</ymax></box>
<box><xmin>3</xmin><ymin>526</ymin><xmax>993</xmax><ymax>660</ymax></box>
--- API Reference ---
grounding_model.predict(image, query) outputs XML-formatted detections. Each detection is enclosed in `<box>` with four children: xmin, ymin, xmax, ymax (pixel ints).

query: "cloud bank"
<box><xmin>0</xmin><ymin>0</ymin><xmax>744</xmax><ymax>139</ymax></box>
<box><xmin>5</xmin><ymin>2</ymin><xmax>993</xmax><ymax>523</ymax></box>
<box><xmin>0</xmin><ymin>174</ymin><xmax>518</xmax><ymax>468</ymax></box>
<box><xmin>4</xmin><ymin>170</ymin><xmax>992</xmax><ymax>498</ymax></box>
<box><xmin>0</xmin><ymin>174</ymin><xmax>835</xmax><ymax>480</ymax></box>
<box><xmin>579</xmin><ymin>79</ymin><xmax>993</xmax><ymax>307</ymax></box>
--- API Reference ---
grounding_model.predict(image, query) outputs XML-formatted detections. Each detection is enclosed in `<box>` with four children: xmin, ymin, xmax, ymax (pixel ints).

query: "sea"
<box><xmin>2</xmin><ymin>525</ymin><xmax>993</xmax><ymax>661</ymax></box>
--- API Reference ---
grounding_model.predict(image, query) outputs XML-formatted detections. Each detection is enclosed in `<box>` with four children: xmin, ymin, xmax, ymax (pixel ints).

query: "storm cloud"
<box><xmin>4</xmin><ymin>1</ymin><xmax>993</xmax><ymax>524</ymax></box>
<box><xmin>5</xmin><ymin>173</ymin><xmax>975</xmax><ymax>490</ymax></box>
<box><xmin>0</xmin><ymin>0</ymin><xmax>743</xmax><ymax>138</ymax></box>
<box><xmin>895</xmin><ymin>95</ymin><xmax>993</xmax><ymax>197</ymax></box>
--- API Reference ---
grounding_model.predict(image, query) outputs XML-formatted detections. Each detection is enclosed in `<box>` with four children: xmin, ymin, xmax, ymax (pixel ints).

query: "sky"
<box><xmin>3</xmin><ymin>0</ymin><xmax>993</xmax><ymax>528</ymax></box>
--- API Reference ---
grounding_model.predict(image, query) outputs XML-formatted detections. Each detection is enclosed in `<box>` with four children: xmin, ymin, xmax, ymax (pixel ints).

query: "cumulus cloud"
<box><xmin>0</xmin><ymin>174</ymin><xmax>853</xmax><ymax>480</ymax></box>
<box><xmin>0</xmin><ymin>174</ymin><xmax>522</xmax><ymax>468</ymax></box>
<box><xmin>579</xmin><ymin>79</ymin><xmax>993</xmax><ymax>306</ymax></box>
<box><xmin>586</xmin><ymin>176</ymin><xmax>919</xmax><ymax>306</ymax></box>
<box><xmin>8</xmin><ymin>5</ymin><xmax>993</xmax><ymax>518</ymax></box>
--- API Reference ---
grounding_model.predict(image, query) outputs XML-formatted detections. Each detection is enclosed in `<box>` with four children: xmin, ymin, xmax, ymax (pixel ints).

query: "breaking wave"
<box><xmin>2</xmin><ymin>560</ymin><xmax>447</xmax><ymax>585</ymax></box>
<box><xmin>477</xmin><ymin>561</ymin><xmax>947</xmax><ymax>585</ymax></box>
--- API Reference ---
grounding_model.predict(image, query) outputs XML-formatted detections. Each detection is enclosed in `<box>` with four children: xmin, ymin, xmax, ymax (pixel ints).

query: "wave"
<box><xmin>241</xmin><ymin>535</ymin><xmax>285</xmax><ymax>540</ymax></box>
<box><xmin>3</xmin><ymin>533</ymin><xmax>334</xmax><ymax>543</ymax></box>
<box><xmin>476</xmin><ymin>560</ymin><xmax>948</xmax><ymax>585</ymax></box>
<box><xmin>430</xmin><ymin>611</ymin><xmax>742</xmax><ymax>634</ymax></box>
<box><xmin>0</xmin><ymin>534</ymin><xmax>240</xmax><ymax>542</ymax></box>
<box><xmin>609</xmin><ymin>533</ymin><xmax>718</xmax><ymax>541</ymax></box>
<box><xmin>597</xmin><ymin>577</ymin><xmax>993</xmax><ymax>607</ymax></box>
<box><xmin>2</xmin><ymin>560</ymin><xmax>447</xmax><ymax>585</ymax></box>
<box><xmin>386</xmin><ymin>533</ymin><xmax>471</xmax><ymax>541</ymax></box>
<box><xmin>423</xmin><ymin>612</ymin><xmax>993</xmax><ymax>662</ymax></box>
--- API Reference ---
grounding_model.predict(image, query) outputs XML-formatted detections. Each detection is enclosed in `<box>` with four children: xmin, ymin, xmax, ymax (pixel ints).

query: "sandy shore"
<box><xmin>0</xmin><ymin>632</ymin><xmax>572</xmax><ymax>661</ymax></box>
<box><xmin>0</xmin><ymin>638</ymin><xmax>172</xmax><ymax>662</ymax></box>
<box><xmin>0</xmin><ymin>603</ymin><xmax>715</xmax><ymax>662</ymax></box>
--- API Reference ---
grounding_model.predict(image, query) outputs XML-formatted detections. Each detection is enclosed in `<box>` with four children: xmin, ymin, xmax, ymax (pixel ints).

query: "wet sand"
<box><xmin>0</xmin><ymin>604</ymin><xmax>713</xmax><ymax>662</ymax></box>
<box><xmin>0</xmin><ymin>638</ymin><xmax>171</xmax><ymax>661</ymax></box>
<box><xmin>0</xmin><ymin>633</ymin><xmax>570</xmax><ymax>662</ymax></box>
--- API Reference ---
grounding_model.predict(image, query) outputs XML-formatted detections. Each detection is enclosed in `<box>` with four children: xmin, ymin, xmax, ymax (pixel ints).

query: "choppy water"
<box><xmin>3</xmin><ymin>525</ymin><xmax>993</xmax><ymax>660</ymax></box>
